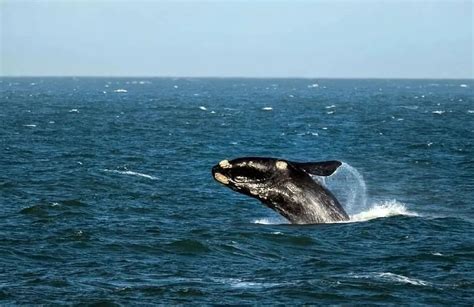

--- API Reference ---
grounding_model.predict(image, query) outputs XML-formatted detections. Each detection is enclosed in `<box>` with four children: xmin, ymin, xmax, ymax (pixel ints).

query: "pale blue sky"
<box><xmin>1</xmin><ymin>0</ymin><xmax>473</xmax><ymax>78</ymax></box>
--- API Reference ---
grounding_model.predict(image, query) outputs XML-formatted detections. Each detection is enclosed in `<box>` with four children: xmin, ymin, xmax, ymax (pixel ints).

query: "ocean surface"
<box><xmin>0</xmin><ymin>77</ymin><xmax>473</xmax><ymax>305</ymax></box>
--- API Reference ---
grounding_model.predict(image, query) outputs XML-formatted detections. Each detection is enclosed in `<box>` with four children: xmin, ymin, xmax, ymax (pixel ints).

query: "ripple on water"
<box><xmin>19</xmin><ymin>199</ymin><xmax>89</xmax><ymax>219</ymax></box>
<box><xmin>166</xmin><ymin>239</ymin><xmax>211</xmax><ymax>254</ymax></box>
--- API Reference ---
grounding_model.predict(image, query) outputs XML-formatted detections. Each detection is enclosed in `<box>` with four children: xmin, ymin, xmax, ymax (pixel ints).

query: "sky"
<box><xmin>1</xmin><ymin>0</ymin><xmax>473</xmax><ymax>78</ymax></box>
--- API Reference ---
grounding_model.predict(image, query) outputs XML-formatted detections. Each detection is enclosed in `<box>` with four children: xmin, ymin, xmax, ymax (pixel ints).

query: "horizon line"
<box><xmin>1</xmin><ymin>75</ymin><xmax>473</xmax><ymax>80</ymax></box>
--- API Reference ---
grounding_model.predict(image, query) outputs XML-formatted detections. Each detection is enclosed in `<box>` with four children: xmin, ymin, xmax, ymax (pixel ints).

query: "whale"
<box><xmin>212</xmin><ymin>157</ymin><xmax>349</xmax><ymax>224</ymax></box>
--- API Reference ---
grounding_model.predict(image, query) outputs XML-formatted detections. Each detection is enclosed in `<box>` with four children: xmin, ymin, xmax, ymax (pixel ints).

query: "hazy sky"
<box><xmin>1</xmin><ymin>0</ymin><xmax>473</xmax><ymax>78</ymax></box>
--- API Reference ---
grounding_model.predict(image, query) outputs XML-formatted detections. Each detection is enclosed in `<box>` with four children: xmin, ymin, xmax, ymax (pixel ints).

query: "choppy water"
<box><xmin>1</xmin><ymin>78</ymin><xmax>473</xmax><ymax>304</ymax></box>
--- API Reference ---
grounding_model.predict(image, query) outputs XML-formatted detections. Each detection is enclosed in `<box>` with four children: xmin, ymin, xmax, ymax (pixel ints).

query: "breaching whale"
<box><xmin>212</xmin><ymin>157</ymin><xmax>349</xmax><ymax>224</ymax></box>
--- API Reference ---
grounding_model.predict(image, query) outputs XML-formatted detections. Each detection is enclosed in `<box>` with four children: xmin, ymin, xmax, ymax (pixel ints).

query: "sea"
<box><xmin>0</xmin><ymin>77</ymin><xmax>473</xmax><ymax>305</ymax></box>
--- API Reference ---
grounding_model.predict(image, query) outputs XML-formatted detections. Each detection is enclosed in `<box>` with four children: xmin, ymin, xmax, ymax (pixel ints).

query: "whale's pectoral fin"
<box><xmin>293</xmin><ymin>160</ymin><xmax>342</xmax><ymax>176</ymax></box>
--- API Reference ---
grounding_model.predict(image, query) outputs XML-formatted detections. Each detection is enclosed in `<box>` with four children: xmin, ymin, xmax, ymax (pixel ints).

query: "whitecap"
<box><xmin>377</xmin><ymin>273</ymin><xmax>429</xmax><ymax>286</ymax></box>
<box><xmin>307</xmin><ymin>83</ymin><xmax>319</xmax><ymax>88</ymax></box>
<box><xmin>253</xmin><ymin>217</ymin><xmax>289</xmax><ymax>225</ymax></box>
<box><xmin>432</xmin><ymin>110</ymin><xmax>445</xmax><ymax>115</ymax></box>
<box><xmin>400</xmin><ymin>105</ymin><xmax>419</xmax><ymax>110</ymax></box>
<box><xmin>103</xmin><ymin>169</ymin><xmax>158</xmax><ymax>180</ymax></box>
<box><xmin>349</xmin><ymin>200</ymin><xmax>418</xmax><ymax>222</ymax></box>
<box><xmin>114</xmin><ymin>89</ymin><xmax>128</xmax><ymax>93</ymax></box>
<box><xmin>213</xmin><ymin>278</ymin><xmax>281</xmax><ymax>289</ymax></box>
<box><xmin>468</xmin><ymin>110</ymin><xmax>474</xmax><ymax>114</ymax></box>
<box><xmin>351</xmin><ymin>272</ymin><xmax>429</xmax><ymax>286</ymax></box>
<box><xmin>459</xmin><ymin>84</ymin><xmax>468</xmax><ymax>88</ymax></box>
<box><xmin>199</xmin><ymin>106</ymin><xmax>207</xmax><ymax>111</ymax></box>
<box><xmin>325</xmin><ymin>104</ymin><xmax>336</xmax><ymax>109</ymax></box>
<box><xmin>24</xmin><ymin>124</ymin><xmax>37</xmax><ymax>127</ymax></box>
<box><xmin>69</xmin><ymin>109</ymin><xmax>79</xmax><ymax>113</ymax></box>
<box><xmin>262</xmin><ymin>107</ymin><xmax>273</xmax><ymax>111</ymax></box>
<box><xmin>327</xmin><ymin>111</ymin><xmax>335</xmax><ymax>114</ymax></box>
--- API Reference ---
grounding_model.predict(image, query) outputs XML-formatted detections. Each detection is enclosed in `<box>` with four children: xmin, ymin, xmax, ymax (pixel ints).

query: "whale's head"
<box><xmin>212</xmin><ymin>157</ymin><xmax>346</xmax><ymax>223</ymax></box>
<box><xmin>212</xmin><ymin>157</ymin><xmax>343</xmax><ymax>200</ymax></box>
<box><xmin>212</xmin><ymin>157</ymin><xmax>294</xmax><ymax>200</ymax></box>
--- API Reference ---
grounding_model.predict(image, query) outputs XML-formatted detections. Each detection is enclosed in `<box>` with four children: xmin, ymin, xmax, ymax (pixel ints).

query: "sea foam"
<box><xmin>103</xmin><ymin>169</ymin><xmax>158</xmax><ymax>180</ymax></box>
<box><xmin>351</xmin><ymin>272</ymin><xmax>429</xmax><ymax>286</ymax></box>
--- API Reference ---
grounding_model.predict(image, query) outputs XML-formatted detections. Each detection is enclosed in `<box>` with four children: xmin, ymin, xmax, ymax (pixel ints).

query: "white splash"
<box><xmin>253</xmin><ymin>217</ymin><xmax>288</xmax><ymax>225</ymax></box>
<box><xmin>252</xmin><ymin>162</ymin><xmax>417</xmax><ymax>225</ymax></box>
<box><xmin>103</xmin><ymin>169</ymin><xmax>158</xmax><ymax>180</ymax></box>
<box><xmin>320</xmin><ymin>162</ymin><xmax>367</xmax><ymax>215</ymax></box>
<box><xmin>349</xmin><ymin>200</ymin><xmax>418</xmax><ymax>222</ymax></box>
<box><xmin>199</xmin><ymin>106</ymin><xmax>207</xmax><ymax>111</ymax></box>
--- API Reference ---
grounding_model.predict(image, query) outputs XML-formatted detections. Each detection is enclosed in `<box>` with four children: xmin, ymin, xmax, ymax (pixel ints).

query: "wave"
<box><xmin>212</xmin><ymin>278</ymin><xmax>282</xmax><ymax>289</ymax></box>
<box><xmin>102</xmin><ymin>169</ymin><xmax>158</xmax><ymax>180</ymax></box>
<box><xmin>351</xmin><ymin>272</ymin><xmax>429</xmax><ymax>286</ymax></box>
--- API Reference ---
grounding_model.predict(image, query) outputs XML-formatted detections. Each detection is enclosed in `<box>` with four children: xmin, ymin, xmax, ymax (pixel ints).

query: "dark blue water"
<box><xmin>1</xmin><ymin>78</ymin><xmax>473</xmax><ymax>305</ymax></box>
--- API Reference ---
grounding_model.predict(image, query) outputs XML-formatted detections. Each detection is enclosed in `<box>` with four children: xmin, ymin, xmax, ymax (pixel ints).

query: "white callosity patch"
<box><xmin>214</xmin><ymin>172</ymin><xmax>229</xmax><ymax>185</ymax></box>
<box><xmin>219</xmin><ymin>160</ymin><xmax>232</xmax><ymax>169</ymax></box>
<box><xmin>275</xmin><ymin>160</ymin><xmax>287</xmax><ymax>170</ymax></box>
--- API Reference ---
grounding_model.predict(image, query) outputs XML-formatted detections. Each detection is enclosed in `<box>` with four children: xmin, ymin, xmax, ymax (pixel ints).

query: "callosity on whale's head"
<box><xmin>212</xmin><ymin>157</ymin><xmax>348</xmax><ymax>224</ymax></box>
<box><xmin>212</xmin><ymin>157</ymin><xmax>292</xmax><ymax>199</ymax></box>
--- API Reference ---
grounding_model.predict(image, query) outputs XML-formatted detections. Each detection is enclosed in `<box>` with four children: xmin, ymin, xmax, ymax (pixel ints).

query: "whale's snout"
<box><xmin>212</xmin><ymin>160</ymin><xmax>231</xmax><ymax>185</ymax></box>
